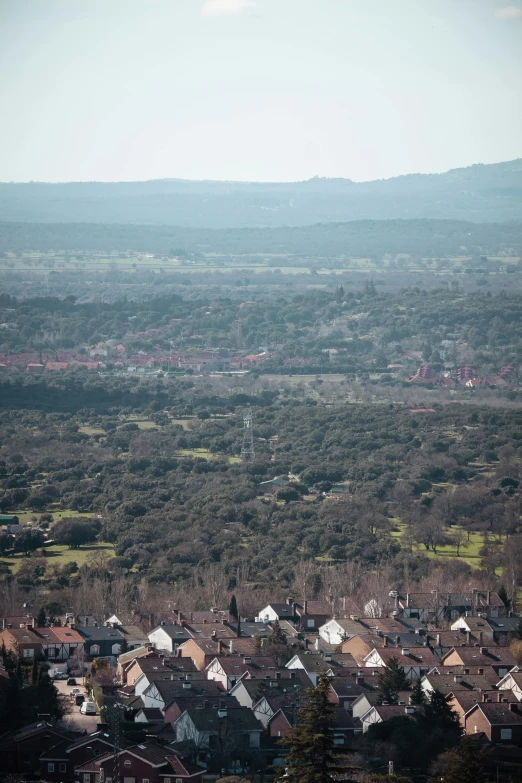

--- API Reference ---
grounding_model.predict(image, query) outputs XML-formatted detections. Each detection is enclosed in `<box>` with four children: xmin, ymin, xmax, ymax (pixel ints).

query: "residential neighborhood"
<box><xmin>2</xmin><ymin>585</ymin><xmax>522</xmax><ymax>781</ymax></box>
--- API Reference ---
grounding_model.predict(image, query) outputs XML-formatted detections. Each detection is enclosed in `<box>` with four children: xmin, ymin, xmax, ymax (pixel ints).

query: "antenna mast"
<box><xmin>240</xmin><ymin>407</ymin><xmax>255</xmax><ymax>464</ymax></box>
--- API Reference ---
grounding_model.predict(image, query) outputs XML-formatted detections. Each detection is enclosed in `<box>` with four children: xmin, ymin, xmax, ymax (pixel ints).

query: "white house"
<box><xmin>255</xmin><ymin>603</ymin><xmax>295</xmax><ymax>624</ymax></box>
<box><xmin>148</xmin><ymin>624</ymin><xmax>189</xmax><ymax>652</ymax></box>
<box><xmin>361</xmin><ymin>704</ymin><xmax>418</xmax><ymax>733</ymax></box>
<box><xmin>497</xmin><ymin>672</ymin><xmax>522</xmax><ymax>701</ymax></box>
<box><xmin>363</xmin><ymin>647</ymin><xmax>437</xmax><ymax>680</ymax></box>
<box><xmin>319</xmin><ymin>618</ymin><xmax>363</xmax><ymax>646</ymax></box>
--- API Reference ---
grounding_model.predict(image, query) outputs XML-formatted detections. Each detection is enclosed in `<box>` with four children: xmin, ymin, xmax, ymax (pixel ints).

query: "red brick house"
<box><xmin>464</xmin><ymin>703</ymin><xmax>522</xmax><ymax>743</ymax></box>
<box><xmin>75</xmin><ymin>744</ymin><xmax>206</xmax><ymax>783</ymax></box>
<box><xmin>0</xmin><ymin>721</ymin><xmax>73</xmax><ymax>775</ymax></box>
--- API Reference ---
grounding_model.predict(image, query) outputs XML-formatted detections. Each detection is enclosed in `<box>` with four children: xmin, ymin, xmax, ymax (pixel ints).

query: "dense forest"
<box><xmin>2</xmin><ymin>218</ymin><xmax>522</xmax><ymax>258</ymax></box>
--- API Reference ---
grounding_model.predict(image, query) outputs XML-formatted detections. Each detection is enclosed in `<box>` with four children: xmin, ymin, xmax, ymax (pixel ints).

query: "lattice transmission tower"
<box><xmin>240</xmin><ymin>407</ymin><xmax>255</xmax><ymax>464</ymax></box>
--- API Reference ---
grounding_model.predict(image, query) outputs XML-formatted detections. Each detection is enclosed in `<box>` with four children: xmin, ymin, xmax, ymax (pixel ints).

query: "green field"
<box><xmin>0</xmin><ymin>541</ymin><xmax>115</xmax><ymax>573</ymax></box>
<box><xmin>7</xmin><ymin>509</ymin><xmax>95</xmax><ymax>526</ymax></box>
<box><xmin>177</xmin><ymin>448</ymin><xmax>239</xmax><ymax>464</ymax></box>
<box><xmin>390</xmin><ymin>521</ymin><xmax>500</xmax><ymax>570</ymax></box>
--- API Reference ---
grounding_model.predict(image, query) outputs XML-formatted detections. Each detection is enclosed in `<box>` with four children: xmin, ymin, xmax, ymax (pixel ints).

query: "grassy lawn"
<box><xmin>389</xmin><ymin>522</ymin><xmax>499</xmax><ymax>570</ymax></box>
<box><xmin>79</xmin><ymin>425</ymin><xmax>105</xmax><ymax>435</ymax></box>
<box><xmin>0</xmin><ymin>541</ymin><xmax>115</xmax><ymax>573</ymax></box>
<box><xmin>7</xmin><ymin>509</ymin><xmax>94</xmax><ymax>526</ymax></box>
<box><xmin>176</xmin><ymin>448</ymin><xmax>240</xmax><ymax>464</ymax></box>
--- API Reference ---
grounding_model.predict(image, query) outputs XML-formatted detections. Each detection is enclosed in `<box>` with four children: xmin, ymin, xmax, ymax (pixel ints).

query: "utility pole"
<box><xmin>240</xmin><ymin>407</ymin><xmax>255</xmax><ymax>464</ymax></box>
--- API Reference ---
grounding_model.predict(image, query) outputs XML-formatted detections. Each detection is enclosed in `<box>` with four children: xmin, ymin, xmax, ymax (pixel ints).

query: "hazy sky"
<box><xmin>1</xmin><ymin>0</ymin><xmax>521</xmax><ymax>183</ymax></box>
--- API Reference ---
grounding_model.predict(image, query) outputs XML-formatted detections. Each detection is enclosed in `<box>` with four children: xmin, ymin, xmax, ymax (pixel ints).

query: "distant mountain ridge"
<box><xmin>1</xmin><ymin>159</ymin><xmax>521</xmax><ymax>227</ymax></box>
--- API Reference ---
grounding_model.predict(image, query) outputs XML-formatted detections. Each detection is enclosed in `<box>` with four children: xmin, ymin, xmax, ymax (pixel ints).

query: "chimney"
<box><xmin>229</xmin><ymin>640</ymin><xmax>235</xmax><ymax>654</ymax></box>
<box><xmin>487</xmin><ymin>591</ymin><xmax>491</xmax><ymax>606</ymax></box>
<box><xmin>287</xmin><ymin>597</ymin><xmax>294</xmax><ymax>606</ymax></box>
<box><xmin>497</xmin><ymin>693</ymin><xmax>502</xmax><ymax>703</ymax></box>
<box><xmin>481</xmin><ymin>693</ymin><xmax>488</xmax><ymax>702</ymax></box>
<box><xmin>509</xmin><ymin>703</ymin><xmax>518</xmax><ymax>712</ymax></box>
<box><xmin>406</xmin><ymin>594</ymin><xmax>410</xmax><ymax>608</ymax></box>
<box><xmin>478</xmin><ymin>632</ymin><xmax>483</xmax><ymax>646</ymax></box>
<box><xmin>315</xmin><ymin>637</ymin><xmax>320</xmax><ymax>652</ymax></box>
<box><xmin>454</xmin><ymin>675</ymin><xmax>463</xmax><ymax>683</ymax></box>
<box><xmin>243</xmin><ymin>656</ymin><xmax>251</xmax><ymax>665</ymax></box>
<box><xmin>436</xmin><ymin>634</ymin><xmax>441</xmax><ymax>647</ymax></box>
<box><xmin>217</xmin><ymin>640</ymin><xmax>224</xmax><ymax>655</ymax></box>
<box><xmin>303</xmin><ymin>600</ymin><xmax>308</xmax><ymax>615</ymax></box>
<box><xmin>466</xmin><ymin>631</ymin><xmax>471</xmax><ymax>645</ymax></box>
<box><xmin>383</xmin><ymin>635</ymin><xmax>388</xmax><ymax>648</ymax></box>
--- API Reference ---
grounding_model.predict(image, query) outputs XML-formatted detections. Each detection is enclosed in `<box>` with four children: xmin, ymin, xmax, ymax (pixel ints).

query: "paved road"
<box><xmin>54</xmin><ymin>677</ymin><xmax>99</xmax><ymax>733</ymax></box>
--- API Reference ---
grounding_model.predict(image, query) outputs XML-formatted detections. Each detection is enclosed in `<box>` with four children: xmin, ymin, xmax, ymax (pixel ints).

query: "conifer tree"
<box><xmin>420</xmin><ymin>689</ymin><xmax>457</xmax><ymax>732</ymax></box>
<box><xmin>279</xmin><ymin>673</ymin><xmax>350</xmax><ymax>783</ymax></box>
<box><xmin>270</xmin><ymin>619</ymin><xmax>287</xmax><ymax>646</ymax></box>
<box><xmin>229</xmin><ymin>594</ymin><xmax>238</xmax><ymax>621</ymax></box>
<box><xmin>409</xmin><ymin>679</ymin><xmax>425</xmax><ymax>706</ymax></box>
<box><xmin>377</xmin><ymin>658</ymin><xmax>410</xmax><ymax>704</ymax></box>
<box><xmin>36</xmin><ymin>606</ymin><xmax>47</xmax><ymax>627</ymax></box>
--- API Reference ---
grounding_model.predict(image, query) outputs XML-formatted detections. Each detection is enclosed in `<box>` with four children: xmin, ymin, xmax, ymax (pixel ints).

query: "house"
<box><xmin>77</xmin><ymin>625</ymin><xmax>126</xmax><ymax>658</ymax></box>
<box><xmin>328</xmin><ymin>672</ymin><xmax>380</xmax><ymax>711</ymax></box>
<box><xmin>441</xmin><ymin>646</ymin><xmax>515</xmax><ymax>679</ymax></box>
<box><xmin>132</xmin><ymin>665</ymin><xmax>206</xmax><ymax>699</ymax></box>
<box><xmin>206</xmin><ymin>654</ymin><xmax>278</xmax><ymax>691</ymax></box>
<box><xmin>148</xmin><ymin>624</ymin><xmax>191</xmax><ymax>652</ymax></box>
<box><xmin>285</xmin><ymin>651</ymin><xmax>357</xmax><ymax>685</ymax></box>
<box><xmin>481</xmin><ymin>617</ymin><xmax>521</xmax><ymax>644</ymax></box>
<box><xmin>319</xmin><ymin>617</ymin><xmax>367</xmax><ymax>646</ymax></box>
<box><xmin>0</xmin><ymin>624</ymin><xmax>85</xmax><ymax>663</ymax></box>
<box><xmin>0</xmin><ymin>721</ymin><xmax>74</xmax><ymax>775</ymax></box>
<box><xmin>421</xmin><ymin>671</ymin><xmax>493</xmax><ymax>697</ymax></box>
<box><xmin>75</xmin><ymin>744</ymin><xmax>206</xmax><ymax>783</ymax></box>
<box><xmin>364</xmin><ymin>647</ymin><xmax>438</xmax><ymax>680</ymax></box>
<box><xmin>255</xmin><ymin>602</ymin><xmax>296</xmax><ymax>623</ymax></box>
<box><xmin>258</xmin><ymin>477</ymin><xmax>289</xmax><ymax>494</ymax></box>
<box><xmin>0</xmin><ymin>626</ymin><xmax>44</xmax><ymax>660</ymax></box>
<box><xmin>341</xmin><ymin>632</ymin><xmax>429</xmax><ymax>665</ymax></box>
<box><xmin>268</xmin><ymin>706</ymin><xmax>298</xmax><ymax>738</ymax></box>
<box><xmin>464</xmin><ymin>703</ymin><xmax>522</xmax><ymax>743</ymax></box>
<box><xmin>114</xmin><ymin>624</ymin><xmax>149</xmax><ymax>651</ymax></box>
<box><xmin>294</xmin><ymin>600</ymin><xmax>332</xmax><ymax>630</ymax></box>
<box><xmin>174</xmin><ymin>705</ymin><xmax>263</xmax><ymax>760</ymax></box>
<box><xmin>178</xmin><ymin>637</ymin><xmax>260</xmax><ymax>671</ymax></box>
<box><xmin>230</xmin><ymin>671</ymin><xmax>309</xmax><ymax>712</ymax></box>
<box><xmin>450</xmin><ymin>615</ymin><xmax>496</xmax><ymax>641</ymax></box>
<box><xmin>141</xmin><ymin>678</ymin><xmax>225</xmax><ymax>712</ymax></box>
<box><xmin>40</xmin><ymin>728</ymin><xmax>120</xmax><ymax>782</ymax></box>
<box><xmin>397</xmin><ymin>590</ymin><xmax>506</xmax><ymax>623</ymax></box>
<box><xmin>118</xmin><ymin>647</ymin><xmax>158</xmax><ymax>683</ymax></box>
<box><xmin>449</xmin><ymin>690</ymin><xmax>517</xmax><ymax>728</ymax></box>
<box><xmin>497</xmin><ymin>672</ymin><xmax>522</xmax><ymax>701</ymax></box>
<box><xmin>361</xmin><ymin>704</ymin><xmax>419</xmax><ymax>733</ymax></box>
<box><xmin>124</xmin><ymin>654</ymin><xmax>197</xmax><ymax>687</ymax></box>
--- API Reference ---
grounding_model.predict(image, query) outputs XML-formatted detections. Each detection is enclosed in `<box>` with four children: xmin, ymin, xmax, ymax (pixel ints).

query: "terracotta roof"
<box><xmin>442</xmin><ymin>648</ymin><xmax>515</xmax><ymax>667</ymax></box>
<box><xmin>370</xmin><ymin>647</ymin><xmax>438</xmax><ymax>666</ymax></box>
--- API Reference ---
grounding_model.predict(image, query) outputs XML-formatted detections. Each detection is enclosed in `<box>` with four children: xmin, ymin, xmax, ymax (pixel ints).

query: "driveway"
<box><xmin>54</xmin><ymin>677</ymin><xmax>99</xmax><ymax>733</ymax></box>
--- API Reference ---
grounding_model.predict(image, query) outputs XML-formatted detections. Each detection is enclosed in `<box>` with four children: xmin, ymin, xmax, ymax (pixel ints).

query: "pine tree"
<box><xmin>498</xmin><ymin>584</ymin><xmax>510</xmax><ymax>610</ymax></box>
<box><xmin>270</xmin><ymin>619</ymin><xmax>287</xmax><ymax>646</ymax></box>
<box><xmin>440</xmin><ymin>736</ymin><xmax>490</xmax><ymax>783</ymax></box>
<box><xmin>409</xmin><ymin>679</ymin><xmax>425</xmax><ymax>706</ymax></box>
<box><xmin>279</xmin><ymin>673</ymin><xmax>349</xmax><ymax>783</ymax></box>
<box><xmin>229</xmin><ymin>594</ymin><xmax>238</xmax><ymax>621</ymax></box>
<box><xmin>377</xmin><ymin>658</ymin><xmax>410</xmax><ymax>704</ymax></box>
<box><xmin>421</xmin><ymin>689</ymin><xmax>458</xmax><ymax>732</ymax></box>
<box><xmin>36</xmin><ymin>606</ymin><xmax>47</xmax><ymax>627</ymax></box>
<box><xmin>512</xmin><ymin>617</ymin><xmax>522</xmax><ymax>641</ymax></box>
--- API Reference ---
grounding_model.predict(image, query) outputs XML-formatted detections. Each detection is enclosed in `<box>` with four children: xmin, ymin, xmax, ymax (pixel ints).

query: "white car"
<box><xmin>80</xmin><ymin>701</ymin><xmax>97</xmax><ymax>715</ymax></box>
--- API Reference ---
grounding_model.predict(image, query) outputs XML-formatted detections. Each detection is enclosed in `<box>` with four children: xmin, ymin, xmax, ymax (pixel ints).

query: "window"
<box><xmin>333</xmin><ymin>735</ymin><xmax>344</xmax><ymax>745</ymax></box>
<box><xmin>176</xmin><ymin>778</ymin><xmax>183</xmax><ymax>783</ymax></box>
<box><xmin>501</xmin><ymin>729</ymin><xmax>512</xmax><ymax>741</ymax></box>
<box><xmin>90</xmin><ymin>644</ymin><xmax>100</xmax><ymax>655</ymax></box>
<box><xmin>47</xmin><ymin>763</ymin><xmax>55</xmax><ymax>772</ymax></box>
<box><xmin>143</xmin><ymin>779</ymin><xmax>150</xmax><ymax>783</ymax></box>
<box><xmin>83</xmin><ymin>775</ymin><xmax>91</xmax><ymax>783</ymax></box>
<box><xmin>22</xmin><ymin>648</ymin><xmax>34</xmax><ymax>658</ymax></box>
<box><xmin>60</xmin><ymin>763</ymin><xmax>67</xmax><ymax>772</ymax></box>
<box><xmin>164</xmin><ymin>778</ymin><xmax>171</xmax><ymax>783</ymax></box>
<box><xmin>307</xmin><ymin>619</ymin><xmax>314</xmax><ymax>627</ymax></box>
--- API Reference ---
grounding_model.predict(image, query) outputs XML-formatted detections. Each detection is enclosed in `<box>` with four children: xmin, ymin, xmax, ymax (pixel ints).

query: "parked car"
<box><xmin>67</xmin><ymin>677</ymin><xmax>77</xmax><ymax>686</ymax></box>
<box><xmin>71</xmin><ymin>687</ymin><xmax>80</xmax><ymax>695</ymax></box>
<box><xmin>80</xmin><ymin>701</ymin><xmax>96</xmax><ymax>715</ymax></box>
<box><xmin>75</xmin><ymin>693</ymin><xmax>85</xmax><ymax>706</ymax></box>
<box><xmin>53</xmin><ymin>672</ymin><xmax>67</xmax><ymax>680</ymax></box>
